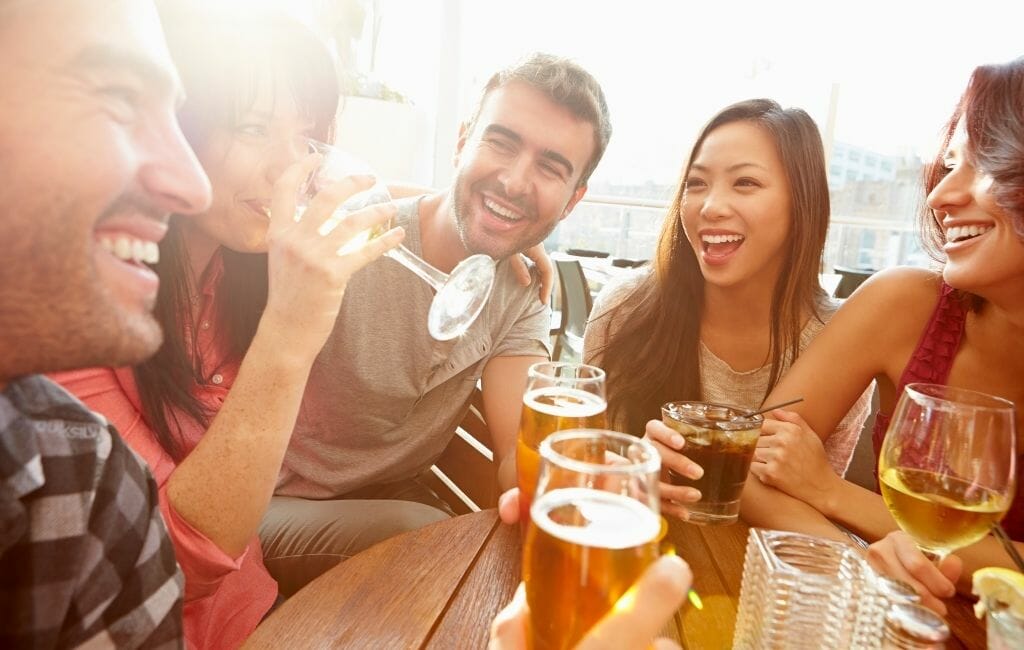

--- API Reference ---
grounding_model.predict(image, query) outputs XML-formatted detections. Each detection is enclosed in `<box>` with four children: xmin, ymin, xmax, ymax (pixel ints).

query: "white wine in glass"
<box><xmin>302</xmin><ymin>139</ymin><xmax>496</xmax><ymax>341</ymax></box>
<box><xmin>878</xmin><ymin>383</ymin><xmax>1017</xmax><ymax>561</ymax></box>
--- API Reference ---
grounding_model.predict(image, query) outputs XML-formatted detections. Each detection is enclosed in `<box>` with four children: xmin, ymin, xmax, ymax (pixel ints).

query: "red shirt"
<box><xmin>872</xmin><ymin>282</ymin><xmax>1024</xmax><ymax>540</ymax></box>
<box><xmin>53</xmin><ymin>252</ymin><xmax>277</xmax><ymax>649</ymax></box>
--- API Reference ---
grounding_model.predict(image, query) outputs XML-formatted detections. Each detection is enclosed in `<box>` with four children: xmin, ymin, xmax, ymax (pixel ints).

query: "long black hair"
<box><xmin>136</xmin><ymin>5</ymin><xmax>340</xmax><ymax>460</ymax></box>
<box><xmin>592</xmin><ymin>100</ymin><xmax>830</xmax><ymax>435</ymax></box>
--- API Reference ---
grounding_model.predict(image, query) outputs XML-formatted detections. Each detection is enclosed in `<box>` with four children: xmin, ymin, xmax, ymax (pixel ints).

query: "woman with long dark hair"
<box><xmin>740</xmin><ymin>58</ymin><xmax>1024</xmax><ymax>613</ymax></box>
<box><xmin>51</xmin><ymin>7</ymin><xmax>412</xmax><ymax>647</ymax></box>
<box><xmin>585</xmin><ymin>99</ymin><xmax>871</xmax><ymax>520</ymax></box>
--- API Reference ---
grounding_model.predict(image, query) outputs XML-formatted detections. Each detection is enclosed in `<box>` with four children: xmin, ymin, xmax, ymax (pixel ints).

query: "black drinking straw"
<box><xmin>992</xmin><ymin>523</ymin><xmax>1024</xmax><ymax>573</ymax></box>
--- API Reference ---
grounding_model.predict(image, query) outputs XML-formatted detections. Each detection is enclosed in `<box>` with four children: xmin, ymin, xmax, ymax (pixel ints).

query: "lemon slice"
<box><xmin>972</xmin><ymin>567</ymin><xmax>1024</xmax><ymax>619</ymax></box>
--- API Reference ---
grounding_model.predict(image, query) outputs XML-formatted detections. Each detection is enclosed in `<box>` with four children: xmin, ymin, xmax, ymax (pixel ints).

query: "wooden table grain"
<box><xmin>243</xmin><ymin>510</ymin><xmax>986</xmax><ymax>649</ymax></box>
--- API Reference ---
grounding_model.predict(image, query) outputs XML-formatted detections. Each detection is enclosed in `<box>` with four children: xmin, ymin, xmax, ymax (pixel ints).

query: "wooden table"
<box><xmin>243</xmin><ymin>510</ymin><xmax>986</xmax><ymax>649</ymax></box>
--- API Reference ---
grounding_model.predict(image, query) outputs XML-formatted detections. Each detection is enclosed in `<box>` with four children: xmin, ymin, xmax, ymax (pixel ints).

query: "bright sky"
<box><xmin>451</xmin><ymin>0</ymin><xmax>1024</xmax><ymax>189</ymax></box>
<box><xmin>223</xmin><ymin>0</ymin><xmax>1024</xmax><ymax>191</ymax></box>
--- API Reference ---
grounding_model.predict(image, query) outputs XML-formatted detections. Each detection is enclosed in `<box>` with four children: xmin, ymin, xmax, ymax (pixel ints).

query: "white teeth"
<box><xmin>144</xmin><ymin>241</ymin><xmax>160</xmax><ymax>264</ymax></box>
<box><xmin>114</xmin><ymin>236</ymin><xmax>132</xmax><ymax>260</ymax></box>
<box><xmin>99</xmin><ymin>236</ymin><xmax>160</xmax><ymax>265</ymax></box>
<box><xmin>484</xmin><ymin>198</ymin><xmax>523</xmax><ymax>221</ymax></box>
<box><xmin>701</xmin><ymin>234</ymin><xmax>745</xmax><ymax>244</ymax></box>
<box><xmin>947</xmin><ymin>225</ymin><xmax>993</xmax><ymax>243</ymax></box>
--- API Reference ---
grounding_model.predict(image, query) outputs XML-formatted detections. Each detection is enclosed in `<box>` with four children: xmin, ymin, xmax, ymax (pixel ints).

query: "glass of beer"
<box><xmin>661</xmin><ymin>401</ymin><xmax>762</xmax><ymax>525</ymax></box>
<box><xmin>303</xmin><ymin>139</ymin><xmax>496</xmax><ymax>341</ymax></box>
<box><xmin>524</xmin><ymin>429</ymin><xmax>661</xmax><ymax>650</ymax></box>
<box><xmin>516</xmin><ymin>362</ymin><xmax>607</xmax><ymax>523</ymax></box>
<box><xmin>879</xmin><ymin>383</ymin><xmax>1016</xmax><ymax>561</ymax></box>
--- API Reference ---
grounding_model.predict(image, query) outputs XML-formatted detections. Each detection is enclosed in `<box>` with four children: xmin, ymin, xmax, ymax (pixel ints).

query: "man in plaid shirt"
<box><xmin>0</xmin><ymin>0</ymin><xmax>211</xmax><ymax>647</ymax></box>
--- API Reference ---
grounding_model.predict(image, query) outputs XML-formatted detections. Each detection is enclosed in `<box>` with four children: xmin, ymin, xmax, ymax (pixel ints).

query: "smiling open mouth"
<box><xmin>701</xmin><ymin>233</ymin><xmax>745</xmax><ymax>256</ymax></box>
<box><xmin>947</xmin><ymin>225</ymin><xmax>993</xmax><ymax>243</ymax></box>
<box><xmin>483</xmin><ymin>197</ymin><xmax>525</xmax><ymax>223</ymax></box>
<box><xmin>99</xmin><ymin>236</ymin><xmax>160</xmax><ymax>265</ymax></box>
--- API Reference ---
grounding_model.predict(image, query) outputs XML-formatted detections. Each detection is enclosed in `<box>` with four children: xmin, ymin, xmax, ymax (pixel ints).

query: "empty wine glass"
<box><xmin>878</xmin><ymin>383</ymin><xmax>1017</xmax><ymax>562</ymax></box>
<box><xmin>302</xmin><ymin>140</ymin><xmax>496</xmax><ymax>340</ymax></box>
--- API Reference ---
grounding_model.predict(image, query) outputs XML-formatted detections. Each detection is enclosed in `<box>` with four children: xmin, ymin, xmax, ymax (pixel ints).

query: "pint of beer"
<box><xmin>523</xmin><ymin>429</ymin><xmax>661</xmax><ymax>650</ymax></box>
<box><xmin>516</xmin><ymin>362</ymin><xmax>606</xmax><ymax>523</ymax></box>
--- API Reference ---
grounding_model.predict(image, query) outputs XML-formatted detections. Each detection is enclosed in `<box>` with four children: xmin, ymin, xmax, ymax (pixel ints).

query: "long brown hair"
<box><xmin>135</xmin><ymin>5</ymin><xmax>340</xmax><ymax>460</ymax></box>
<box><xmin>594</xmin><ymin>99</ymin><xmax>830</xmax><ymax>435</ymax></box>
<box><xmin>920</xmin><ymin>56</ymin><xmax>1024</xmax><ymax>260</ymax></box>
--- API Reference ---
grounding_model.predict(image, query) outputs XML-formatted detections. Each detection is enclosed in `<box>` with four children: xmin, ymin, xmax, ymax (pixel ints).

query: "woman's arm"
<box><xmin>738</xmin><ymin>475</ymin><xmax>855</xmax><ymax>543</ymax></box>
<box><xmin>741</xmin><ymin>269</ymin><xmax>944</xmax><ymax>538</ymax></box>
<box><xmin>767</xmin><ymin>267</ymin><xmax>942</xmax><ymax>441</ymax></box>
<box><xmin>751</xmin><ymin>409</ymin><xmax>901</xmax><ymax>540</ymax></box>
<box><xmin>167</xmin><ymin>160</ymin><xmax>403</xmax><ymax>557</ymax></box>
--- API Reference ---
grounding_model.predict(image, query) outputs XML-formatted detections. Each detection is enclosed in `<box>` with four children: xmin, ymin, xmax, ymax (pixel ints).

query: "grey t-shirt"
<box><xmin>277</xmin><ymin>196</ymin><xmax>552</xmax><ymax>498</ymax></box>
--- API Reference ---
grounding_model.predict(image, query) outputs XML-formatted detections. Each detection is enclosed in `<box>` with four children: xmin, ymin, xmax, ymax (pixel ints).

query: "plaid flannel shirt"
<box><xmin>0</xmin><ymin>375</ymin><xmax>184</xmax><ymax>649</ymax></box>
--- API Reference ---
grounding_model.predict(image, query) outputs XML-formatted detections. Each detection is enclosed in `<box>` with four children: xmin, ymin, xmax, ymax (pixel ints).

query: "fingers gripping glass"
<box><xmin>301</xmin><ymin>140</ymin><xmax>496</xmax><ymax>341</ymax></box>
<box><xmin>878</xmin><ymin>383</ymin><xmax>1017</xmax><ymax>562</ymax></box>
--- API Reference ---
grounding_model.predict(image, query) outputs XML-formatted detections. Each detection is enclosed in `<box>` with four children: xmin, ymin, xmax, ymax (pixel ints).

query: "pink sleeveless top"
<box><xmin>872</xmin><ymin>283</ymin><xmax>1023</xmax><ymax>540</ymax></box>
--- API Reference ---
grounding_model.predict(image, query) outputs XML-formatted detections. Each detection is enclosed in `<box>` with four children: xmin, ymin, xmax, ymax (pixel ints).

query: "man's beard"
<box><xmin>450</xmin><ymin>173</ymin><xmax>547</xmax><ymax>260</ymax></box>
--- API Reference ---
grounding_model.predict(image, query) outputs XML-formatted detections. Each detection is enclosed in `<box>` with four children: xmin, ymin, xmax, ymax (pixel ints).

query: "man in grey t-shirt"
<box><xmin>259</xmin><ymin>53</ymin><xmax>613</xmax><ymax>596</ymax></box>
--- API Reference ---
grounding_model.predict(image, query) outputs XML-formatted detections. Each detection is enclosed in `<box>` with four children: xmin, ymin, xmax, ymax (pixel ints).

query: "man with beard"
<box><xmin>0</xmin><ymin>0</ymin><xmax>211</xmax><ymax>646</ymax></box>
<box><xmin>259</xmin><ymin>53</ymin><xmax>611</xmax><ymax>596</ymax></box>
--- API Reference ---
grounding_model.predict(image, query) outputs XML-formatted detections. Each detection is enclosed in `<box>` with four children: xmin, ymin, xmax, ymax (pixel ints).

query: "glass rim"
<box><xmin>904</xmin><ymin>382</ymin><xmax>1016</xmax><ymax>413</ymax></box>
<box><xmin>538</xmin><ymin>428</ymin><xmax>660</xmax><ymax>476</ymax></box>
<box><xmin>305</xmin><ymin>137</ymin><xmax>335</xmax><ymax>151</ymax></box>
<box><xmin>528</xmin><ymin>361</ymin><xmax>606</xmax><ymax>383</ymax></box>
<box><xmin>661</xmin><ymin>400</ymin><xmax>764</xmax><ymax>428</ymax></box>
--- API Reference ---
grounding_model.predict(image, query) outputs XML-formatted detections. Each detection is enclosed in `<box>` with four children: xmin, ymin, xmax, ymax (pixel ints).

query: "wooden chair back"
<box><xmin>425</xmin><ymin>388</ymin><xmax>499</xmax><ymax>514</ymax></box>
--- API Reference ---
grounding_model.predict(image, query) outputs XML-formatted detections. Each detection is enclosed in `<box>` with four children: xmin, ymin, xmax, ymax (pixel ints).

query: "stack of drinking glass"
<box><xmin>733</xmin><ymin>529</ymin><xmax>949</xmax><ymax>649</ymax></box>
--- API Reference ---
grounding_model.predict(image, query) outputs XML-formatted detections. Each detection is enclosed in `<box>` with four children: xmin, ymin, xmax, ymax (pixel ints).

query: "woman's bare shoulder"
<box><xmin>842</xmin><ymin>266</ymin><xmax>943</xmax><ymax>317</ymax></box>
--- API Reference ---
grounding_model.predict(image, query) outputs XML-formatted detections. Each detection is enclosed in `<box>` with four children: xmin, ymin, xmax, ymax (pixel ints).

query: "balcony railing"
<box><xmin>546</xmin><ymin>193</ymin><xmax>931</xmax><ymax>272</ymax></box>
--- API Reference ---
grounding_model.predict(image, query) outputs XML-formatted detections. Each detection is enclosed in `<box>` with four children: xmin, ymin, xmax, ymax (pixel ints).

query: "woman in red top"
<box><xmin>53</xmin><ymin>4</ymin><xmax>561</xmax><ymax>646</ymax></box>
<box><xmin>52</xmin><ymin>7</ymin><xmax>410</xmax><ymax>648</ymax></box>
<box><xmin>711</xmin><ymin>57</ymin><xmax>1024</xmax><ymax>613</ymax></box>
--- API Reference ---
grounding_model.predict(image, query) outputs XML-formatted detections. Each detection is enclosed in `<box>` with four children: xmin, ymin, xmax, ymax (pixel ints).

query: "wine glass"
<box><xmin>302</xmin><ymin>139</ymin><xmax>496</xmax><ymax>341</ymax></box>
<box><xmin>878</xmin><ymin>383</ymin><xmax>1017</xmax><ymax>561</ymax></box>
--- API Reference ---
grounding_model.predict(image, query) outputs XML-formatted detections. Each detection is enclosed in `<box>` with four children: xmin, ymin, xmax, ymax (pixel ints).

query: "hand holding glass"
<box><xmin>303</xmin><ymin>140</ymin><xmax>496</xmax><ymax>340</ymax></box>
<box><xmin>661</xmin><ymin>401</ymin><xmax>762</xmax><ymax>525</ymax></box>
<box><xmin>879</xmin><ymin>383</ymin><xmax>1017</xmax><ymax>562</ymax></box>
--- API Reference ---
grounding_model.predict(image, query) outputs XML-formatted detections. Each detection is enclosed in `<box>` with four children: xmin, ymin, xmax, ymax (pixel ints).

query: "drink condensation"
<box><xmin>524</xmin><ymin>487</ymin><xmax>660</xmax><ymax>650</ymax></box>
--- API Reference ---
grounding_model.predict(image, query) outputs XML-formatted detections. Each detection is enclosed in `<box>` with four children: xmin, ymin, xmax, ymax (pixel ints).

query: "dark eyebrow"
<box><xmin>483</xmin><ymin>124</ymin><xmax>575</xmax><ymax>177</ymax></box>
<box><xmin>69</xmin><ymin>45</ymin><xmax>183</xmax><ymax>107</ymax></box>
<box><xmin>690</xmin><ymin>162</ymin><xmax>768</xmax><ymax>173</ymax></box>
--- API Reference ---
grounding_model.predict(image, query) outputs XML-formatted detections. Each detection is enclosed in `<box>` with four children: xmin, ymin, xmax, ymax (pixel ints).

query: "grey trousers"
<box><xmin>259</xmin><ymin>477</ymin><xmax>453</xmax><ymax>597</ymax></box>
